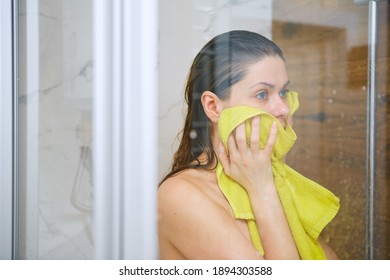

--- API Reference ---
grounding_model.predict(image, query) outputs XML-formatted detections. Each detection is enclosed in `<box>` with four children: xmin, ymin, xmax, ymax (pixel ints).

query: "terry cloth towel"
<box><xmin>215</xmin><ymin>91</ymin><xmax>340</xmax><ymax>260</ymax></box>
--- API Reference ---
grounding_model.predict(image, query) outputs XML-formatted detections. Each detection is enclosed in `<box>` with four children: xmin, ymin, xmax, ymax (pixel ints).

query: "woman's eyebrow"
<box><xmin>249</xmin><ymin>80</ymin><xmax>290</xmax><ymax>89</ymax></box>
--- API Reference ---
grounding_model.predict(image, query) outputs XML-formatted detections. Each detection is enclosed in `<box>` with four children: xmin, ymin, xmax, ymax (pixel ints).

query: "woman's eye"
<box><xmin>256</xmin><ymin>91</ymin><xmax>268</xmax><ymax>100</ymax></box>
<box><xmin>279</xmin><ymin>89</ymin><xmax>289</xmax><ymax>98</ymax></box>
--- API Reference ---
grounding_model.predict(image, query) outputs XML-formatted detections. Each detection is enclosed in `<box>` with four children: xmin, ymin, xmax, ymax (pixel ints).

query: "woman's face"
<box><xmin>220</xmin><ymin>55</ymin><xmax>290</xmax><ymax>128</ymax></box>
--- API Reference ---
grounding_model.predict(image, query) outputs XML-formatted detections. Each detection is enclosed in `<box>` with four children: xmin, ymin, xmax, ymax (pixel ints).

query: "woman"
<box><xmin>158</xmin><ymin>30</ymin><xmax>339</xmax><ymax>260</ymax></box>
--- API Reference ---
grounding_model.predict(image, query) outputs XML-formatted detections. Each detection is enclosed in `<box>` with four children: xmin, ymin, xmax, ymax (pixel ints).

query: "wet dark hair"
<box><xmin>160</xmin><ymin>30</ymin><xmax>284</xmax><ymax>185</ymax></box>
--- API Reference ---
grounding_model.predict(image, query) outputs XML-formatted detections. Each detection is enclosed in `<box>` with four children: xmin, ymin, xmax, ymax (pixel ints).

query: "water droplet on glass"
<box><xmin>189</xmin><ymin>129</ymin><xmax>197</xmax><ymax>139</ymax></box>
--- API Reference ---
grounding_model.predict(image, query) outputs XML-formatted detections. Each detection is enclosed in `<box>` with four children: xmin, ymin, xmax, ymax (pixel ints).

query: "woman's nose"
<box><xmin>270</xmin><ymin>95</ymin><xmax>290</xmax><ymax>118</ymax></box>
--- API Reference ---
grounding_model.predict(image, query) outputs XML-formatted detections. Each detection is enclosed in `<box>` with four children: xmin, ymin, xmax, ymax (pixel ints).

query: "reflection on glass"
<box><xmin>17</xmin><ymin>0</ymin><xmax>93</xmax><ymax>259</ymax></box>
<box><xmin>272</xmin><ymin>0</ymin><xmax>389</xmax><ymax>259</ymax></box>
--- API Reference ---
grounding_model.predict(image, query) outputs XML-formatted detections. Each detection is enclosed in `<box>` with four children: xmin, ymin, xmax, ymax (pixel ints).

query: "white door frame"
<box><xmin>93</xmin><ymin>0</ymin><xmax>159</xmax><ymax>259</ymax></box>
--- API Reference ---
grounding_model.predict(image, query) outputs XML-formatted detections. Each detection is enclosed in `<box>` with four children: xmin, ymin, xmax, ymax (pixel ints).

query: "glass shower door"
<box><xmin>272</xmin><ymin>0</ymin><xmax>389</xmax><ymax>259</ymax></box>
<box><xmin>158</xmin><ymin>0</ymin><xmax>389</xmax><ymax>259</ymax></box>
<box><xmin>16</xmin><ymin>0</ymin><xmax>94</xmax><ymax>259</ymax></box>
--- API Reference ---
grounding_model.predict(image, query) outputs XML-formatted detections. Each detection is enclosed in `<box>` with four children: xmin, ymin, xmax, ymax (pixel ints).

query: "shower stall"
<box><xmin>1</xmin><ymin>0</ymin><xmax>389</xmax><ymax>259</ymax></box>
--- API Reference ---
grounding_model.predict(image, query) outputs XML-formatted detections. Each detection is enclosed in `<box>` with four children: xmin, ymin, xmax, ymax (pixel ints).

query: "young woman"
<box><xmin>158</xmin><ymin>30</ymin><xmax>339</xmax><ymax>260</ymax></box>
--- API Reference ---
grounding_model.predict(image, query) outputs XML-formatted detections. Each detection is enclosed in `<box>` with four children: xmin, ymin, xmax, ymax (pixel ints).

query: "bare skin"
<box><xmin>158</xmin><ymin>56</ymin><xmax>338</xmax><ymax>260</ymax></box>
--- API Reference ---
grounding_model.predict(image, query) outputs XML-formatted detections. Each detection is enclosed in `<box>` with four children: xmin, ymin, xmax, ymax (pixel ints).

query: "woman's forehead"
<box><xmin>242</xmin><ymin>57</ymin><xmax>289</xmax><ymax>88</ymax></box>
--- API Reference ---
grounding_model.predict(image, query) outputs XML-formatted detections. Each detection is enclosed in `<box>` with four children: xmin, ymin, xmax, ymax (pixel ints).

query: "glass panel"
<box><xmin>272</xmin><ymin>0</ymin><xmax>367</xmax><ymax>260</ymax></box>
<box><xmin>272</xmin><ymin>0</ymin><xmax>389</xmax><ymax>259</ymax></box>
<box><xmin>17</xmin><ymin>0</ymin><xmax>93</xmax><ymax>259</ymax></box>
<box><xmin>375</xmin><ymin>0</ymin><xmax>389</xmax><ymax>260</ymax></box>
<box><xmin>158</xmin><ymin>0</ymin><xmax>389</xmax><ymax>259</ymax></box>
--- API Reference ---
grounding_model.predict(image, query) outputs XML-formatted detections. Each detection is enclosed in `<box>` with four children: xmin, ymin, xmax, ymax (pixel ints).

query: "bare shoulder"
<box><xmin>158</xmin><ymin>170</ymin><xmax>219</xmax><ymax>211</ymax></box>
<box><xmin>158</xmin><ymin>171</ymin><xmax>203</xmax><ymax>200</ymax></box>
<box><xmin>157</xmin><ymin>170</ymin><xmax>224</xmax><ymax>259</ymax></box>
<box><xmin>158</xmin><ymin>169</ymin><xmax>262</xmax><ymax>260</ymax></box>
<box><xmin>158</xmin><ymin>169</ymin><xmax>226</xmax><ymax>220</ymax></box>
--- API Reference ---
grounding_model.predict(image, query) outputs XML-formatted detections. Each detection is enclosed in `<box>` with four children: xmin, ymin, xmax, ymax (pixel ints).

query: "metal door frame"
<box><xmin>0</xmin><ymin>0</ymin><xmax>17</xmax><ymax>260</ymax></box>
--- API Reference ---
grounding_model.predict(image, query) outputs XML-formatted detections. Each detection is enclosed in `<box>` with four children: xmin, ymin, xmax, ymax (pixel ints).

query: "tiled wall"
<box><xmin>18</xmin><ymin>0</ymin><xmax>93</xmax><ymax>259</ymax></box>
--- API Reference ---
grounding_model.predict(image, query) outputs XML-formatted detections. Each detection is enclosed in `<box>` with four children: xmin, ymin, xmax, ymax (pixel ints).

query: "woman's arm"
<box><xmin>158</xmin><ymin>177</ymin><xmax>265</xmax><ymax>259</ymax></box>
<box><xmin>319</xmin><ymin>237</ymin><xmax>339</xmax><ymax>260</ymax></box>
<box><xmin>218</xmin><ymin>116</ymin><xmax>299</xmax><ymax>260</ymax></box>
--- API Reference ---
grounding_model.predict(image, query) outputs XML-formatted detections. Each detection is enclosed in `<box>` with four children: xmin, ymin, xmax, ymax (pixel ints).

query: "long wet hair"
<box><xmin>160</xmin><ymin>30</ymin><xmax>284</xmax><ymax>185</ymax></box>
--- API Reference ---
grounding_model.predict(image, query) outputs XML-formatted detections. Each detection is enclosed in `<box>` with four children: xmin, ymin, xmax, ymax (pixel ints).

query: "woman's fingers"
<box><xmin>234</xmin><ymin>122</ymin><xmax>247</xmax><ymax>152</ymax></box>
<box><xmin>218</xmin><ymin>117</ymin><xmax>278</xmax><ymax>171</ymax></box>
<box><xmin>236</xmin><ymin>116</ymin><xmax>276</xmax><ymax>153</ymax></box>
<box><xmin>264</xmin><ymin>122</ymin><xmax>278</xmax><ymax>154</ymax></box>
<box><xmin>250</xmin><ymin>116</ymin><xmax>260</xmax><ymax>152</ymax></box>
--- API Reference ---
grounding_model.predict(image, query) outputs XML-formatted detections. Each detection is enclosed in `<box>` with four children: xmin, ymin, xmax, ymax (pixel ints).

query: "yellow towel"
<box><xmin>215</xmin><ymin>91</ymin><xmax>340</xmax><ymax>259</ymax></box>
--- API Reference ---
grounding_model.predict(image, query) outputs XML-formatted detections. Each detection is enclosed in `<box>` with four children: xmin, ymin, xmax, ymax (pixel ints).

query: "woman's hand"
<box><xmin>218</xmin><ymin>116</ymin><xmax>278</xmax><ymax>193</ymax></box>
<box><xmin>218</xmin><ymin>116</ymin><xmax>299</xmax><ymax>259</ymax></box>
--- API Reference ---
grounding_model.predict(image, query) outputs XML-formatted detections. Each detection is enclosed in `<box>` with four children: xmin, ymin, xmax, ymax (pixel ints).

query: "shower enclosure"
<box><xmin>1</xmin><ymin>0</ymin><xmax>389</xmax><ymax>259</ymax></box>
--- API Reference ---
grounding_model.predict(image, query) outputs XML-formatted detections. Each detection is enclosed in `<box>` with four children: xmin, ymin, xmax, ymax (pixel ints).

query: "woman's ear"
<box><xmin>201</xmin><ymin>91</ymin><xmax>222</xmax><ymax>122</ymax></box>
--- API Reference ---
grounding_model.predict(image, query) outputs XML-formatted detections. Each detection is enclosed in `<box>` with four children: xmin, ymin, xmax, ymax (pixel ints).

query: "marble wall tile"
<box><xmin>158</xmin><ymin>0</ymin><xmax>194</xmax><ymax>180</ymax></box>
<box><xmin>18</xmin><ymin>0</ymin><xmax>93</xmax><ymax>259</ymax></box>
